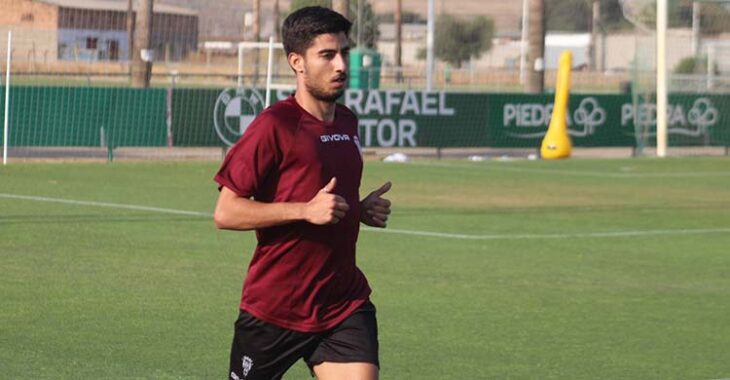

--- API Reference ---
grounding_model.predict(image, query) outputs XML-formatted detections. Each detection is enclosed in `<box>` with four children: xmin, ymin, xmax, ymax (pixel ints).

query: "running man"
<box><xmin>213</xmin><ymin>6</ymin><xmax>391</xmax><ymax>380</ymax></box>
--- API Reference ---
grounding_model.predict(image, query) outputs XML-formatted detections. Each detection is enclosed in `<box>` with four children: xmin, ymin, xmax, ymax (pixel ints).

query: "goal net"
<box><xmin>2</xmin><ymin>0</ymin><xmax>730</xmax><ymax>162</ymax></box>
<box><xmin>620</xmin><ymin>0</ymin><xmax>730</xmax><ymax>156</ymax></box>
<box><xmin>0</xmin><ymin>17</ymin><xmax>294</xmax><ymax>162</ymax></box>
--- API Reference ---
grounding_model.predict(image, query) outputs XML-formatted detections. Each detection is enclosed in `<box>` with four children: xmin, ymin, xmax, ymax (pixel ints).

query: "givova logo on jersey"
<box><xmin>214</xmin><ymin>88</ymin><xmax>265</xmax><ymax>146</ymax></box>
<box><xmin>320</xmin><ymin>134</ymin><xmax>351</xmax><ymax>143</ymax></box>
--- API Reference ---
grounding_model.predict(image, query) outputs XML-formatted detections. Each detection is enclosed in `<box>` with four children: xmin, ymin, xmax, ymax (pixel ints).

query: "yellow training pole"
<box><xmin>540</xmin><ymin>50</ymin><xmax>573</xmax><ymax>159</ymax></box>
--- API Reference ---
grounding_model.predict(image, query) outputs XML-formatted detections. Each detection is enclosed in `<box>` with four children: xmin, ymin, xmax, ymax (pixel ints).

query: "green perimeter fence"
<box><xmin>1</xmin><ymin>86</ymin><xmax>729</xmax><ymax>149</ymax></box>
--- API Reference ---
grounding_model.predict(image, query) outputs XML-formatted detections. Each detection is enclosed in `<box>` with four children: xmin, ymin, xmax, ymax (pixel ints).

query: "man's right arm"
<box><xmin>213</xmin><ymin>178</ymin><xmax>349</xmax><ymax>231</ymax></box>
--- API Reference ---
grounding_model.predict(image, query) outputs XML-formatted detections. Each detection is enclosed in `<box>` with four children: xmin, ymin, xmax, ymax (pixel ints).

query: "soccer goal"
<box><xmin>1</xmin><ymin>29</ymin><xmax>297</xmax><ymax>162</ymax></box>
<box><xmin>236</xmin><ymin>37</ymin><xmax>296</xmax><ymax>107</ymax></box>
<box><xmin>620</xmin><ymin>0</ymin><xmax>730</xmax><ymax>157</ymax></box>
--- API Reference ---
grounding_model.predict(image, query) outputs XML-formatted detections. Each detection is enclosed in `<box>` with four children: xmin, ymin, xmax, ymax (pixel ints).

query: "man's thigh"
<box><xmin>313</xmin><ymin>362</ymin><xmax>378</xmax><ymax>380</ymax></box>
<box><xmin>306</xmin><ymin>300</ymin><xmax>379</xmax><ymax>379</ymax></box>
<box><xmin>229</xmin><ymin>310</ymin><xmax>317</xmax><ymax>380</ymax></box>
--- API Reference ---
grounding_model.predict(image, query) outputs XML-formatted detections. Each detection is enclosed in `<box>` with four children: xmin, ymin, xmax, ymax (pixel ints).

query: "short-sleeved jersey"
<box><xmin>214</xmin><ymin>95</ymin><xmax>370</xmax><ymax>333</ymax></box>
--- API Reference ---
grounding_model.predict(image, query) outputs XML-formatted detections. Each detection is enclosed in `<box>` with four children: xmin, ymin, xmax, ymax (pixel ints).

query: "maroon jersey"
<box><xmin>214</xmin><ymin>96</ymin><xmax>370</xmax><ymax>333</ymax></box>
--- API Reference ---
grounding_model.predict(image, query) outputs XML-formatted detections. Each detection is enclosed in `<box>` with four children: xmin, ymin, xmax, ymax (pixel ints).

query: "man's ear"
<box><xmin>288</xmin><ymin>52</ymin><xmax>305</xmax><ymax>74</ymax></box>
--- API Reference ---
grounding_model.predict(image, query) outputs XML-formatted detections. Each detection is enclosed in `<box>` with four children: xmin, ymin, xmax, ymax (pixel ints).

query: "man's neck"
<box><xmin>294</xmin><ymin>90</ymin><xmax>336</xmax><ymax>122</ymax></box>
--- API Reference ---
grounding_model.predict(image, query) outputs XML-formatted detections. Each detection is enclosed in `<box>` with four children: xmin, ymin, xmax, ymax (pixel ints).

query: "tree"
<box><xmin>333</xmin><ymin>0</ymin><xmax>349</xmax><ymax>19</ymax></box>
<box><xmin>253</xmin><ymin>0</ymin><xmax>261</xmax><ymax>41</ymax></box>
<box><xmin>420</xmin><ymin>14</ymin><xmax>494</xmax><ymax>69</ymax></box>
<box><xmin>289</xmin><ymin>0</ymin><xmax>380</xmax><ymax>49</ymax></box>
<box><xmin>674</xmin><ymin>55</ymin><xmax>717</xmax><ymax>74</ymax></box>
<box><xmin>252</xmin><ymin>0</ymin><xmax>261</xmax><ymax>85</ymax></box>
<box><xmin>349</xmin><ymin>0</ymin><xmax>379</xmax><ymax>49</ymax></box>
<box><xmin>377</xmin><ymin>11</ymin><xmax>425</xmax><ymax>24</ymax></box>
<box><xmin>672</xmin><ymin>0</ymin><xmax>730</xmax><ymax>33</ymax></box>
<box><xmin>126</xmin><ymin>0</ymin><xmax>134</xmax><ymax>62</ymax></box>
<box><xmin>527</xmin><ymin>0</ymin><xmax>545</xmax><ymax>93</ymax></box>
<box><xmin>546</xmin><ymin>0</ymin><xmax>591</xmax><ymax>31</ymax></box>
<box><xmin>273</xmin><ymin>0</ymin><xmax>281</xmax><ymax>41</ymax></box>
<box><xmin>544</xmin><ymin>0</ymin><xmax>630</xmax><ymax>32</ymax></box>
<box><xmin>289</xmin><ymin>0</ymin><xmax>331</xmax><ymax>13</ymax></box>
<box><xmin>395</xmin><ymin>0</ymin><xmax>402</xmax><ymax>69</ymax></box>
<box><xmin>624</xmin><ymin>0</ymin><xmax>730</xmax><ymax>33</ymax></box>
<box><xmin>131</xmin><ymin>0</ymin><xmax>153</xmax><ymax>88</ymax></box>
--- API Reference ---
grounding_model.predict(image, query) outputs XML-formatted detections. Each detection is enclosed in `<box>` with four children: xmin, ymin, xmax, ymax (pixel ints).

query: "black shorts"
<box><xmin>229</xmin><ymin>301</ymin><xmax>379</xmax><ymax>380</ymax></box>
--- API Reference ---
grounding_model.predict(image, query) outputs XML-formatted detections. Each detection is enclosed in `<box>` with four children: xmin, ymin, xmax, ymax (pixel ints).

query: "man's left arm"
<box><xmin>360</xmin><ymin>181</ymin><xmax>392</xmax><ymax>228</ymax></box>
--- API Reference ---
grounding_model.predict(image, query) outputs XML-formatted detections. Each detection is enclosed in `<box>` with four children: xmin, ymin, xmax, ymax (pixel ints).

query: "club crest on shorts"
<box><xmin>242</xmin><ymin>355</ymin><xmax>253</xmax><ymax>377</ymax></box>
<box><xmin>213</xmin><ymin>88</ymin><xmax>265</xmax><ymax>146</ymax></box>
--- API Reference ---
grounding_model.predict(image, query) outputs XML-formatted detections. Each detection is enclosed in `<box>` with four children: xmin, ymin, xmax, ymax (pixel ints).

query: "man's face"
<box><xmin>298</xmin><ymin>32</ymin><xmax>350</xmax><ymax>102</ymax></box>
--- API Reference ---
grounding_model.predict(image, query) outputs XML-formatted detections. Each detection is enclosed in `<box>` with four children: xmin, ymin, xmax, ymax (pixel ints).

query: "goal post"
<box><xmin>236</xmin><ymin>38</ymin><xmax>295</xmax><ymax>106</ymax></box>
<box><xmin>621</xmin><ymin>0</ymin><xmax>730</xmax><ymax>157</ymax></box>
<box><xmin>3</xmin><ymin>30</ymin><xmax>11</xmax><ymax>166</ymax></box>
<box><xmin>620</xmin><ymin>0</ymin><xmax>656</xmax><ymax>156</ymax></box>
<box><xmin>657</xmin><ymin>0</ymin><xmax>668</xmax><ymax>157</ymax></box>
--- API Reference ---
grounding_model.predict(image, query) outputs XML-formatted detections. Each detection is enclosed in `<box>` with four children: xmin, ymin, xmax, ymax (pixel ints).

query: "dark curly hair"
<box><xmin>282</xmin><ymin>6</ymin><xmax>352</xmax><ymax>56</ymax></box>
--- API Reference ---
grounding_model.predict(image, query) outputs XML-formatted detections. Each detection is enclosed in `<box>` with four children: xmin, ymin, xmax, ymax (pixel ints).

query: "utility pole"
<box><xmin>519</xmin><ymin>0</ymin><xmax>528</xmax><ymax>84</ymax></box>
<box><xmin>253</xmin><ymin>0</ymin><xmax>260</xmax><ymax>41</ymax></box>
<box><xmin>692</xmin><ymin>1</ymin><xmax>701</xmax><ymax>57</ymax></box>
<box><xmin>395</xmin><ymin>0</ymin><xmax>402</xmax><ymax>82</ymax></box>
<box><xmin>252</xmin><ymin>0</ymin><xmax>261</xmax><ymax>86</ymax></box>
<box><xmin>589</xmin><ymin>0</ymin><xmax>600</xmax><ymax>71</ymax></box>
<box><xmin>357</xmin><ymin>0</ymin><xmax>363</xmax><ymax>46</ymax></box>
<box><xmin>332</xmin><ymin>0</ymin><xmax>350</xmax><ymax>20</ymax></box>
<box><xmin>426</xmin><ymin>0</ymin><xmax>434</xmax><ymax>91</ymax></box>
<box><xmin>273</xmin><ymin>0</ymin><xmax>281</xmax><ymax>42</ymax></box>
<box><xmin>131</xmin><ymin>0</ymin><xmax>153</xmax><ymax>88</ymax></box>
<box><xmin>126</xmin><ymin>0</ymin><xmax>134</xmax><ymax>63</ymax></box>
<box><xmin>526</xmin><ymin>0</ymin><xmax>545</xmax><ymax>93</ymax></box>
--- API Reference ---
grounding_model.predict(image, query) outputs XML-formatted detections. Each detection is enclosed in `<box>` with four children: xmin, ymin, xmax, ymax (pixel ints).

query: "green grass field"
<box><xmin>1</xmin><ymin>157</ymin><xmax>730</xmax><ymax>379</ymax></box>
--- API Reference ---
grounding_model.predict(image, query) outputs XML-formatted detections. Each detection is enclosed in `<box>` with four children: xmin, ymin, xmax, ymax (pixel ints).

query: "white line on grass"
<box><xmin>362</xmin><ymin>226</ymin><xmax>730</xmax><ymax>240</ymax></box>
<box><xmin>493</xmin><ymin>166</ymin><xmax>730</xmax><ymax>178</ymax></box>
<box><xmin>2</xmin><ymin>192</ymin><xmax>729</xmax><ymax>240</ymax></box>
<box><xmin>0</xmin><ymin>193</ymin><xmax>210</xmax><ymax>217</ymax></box>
